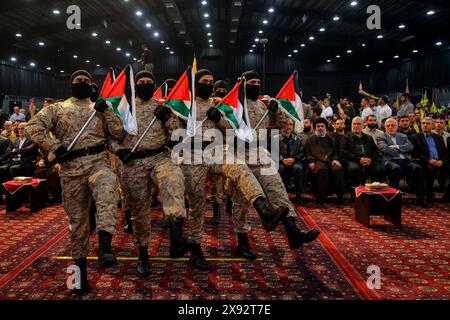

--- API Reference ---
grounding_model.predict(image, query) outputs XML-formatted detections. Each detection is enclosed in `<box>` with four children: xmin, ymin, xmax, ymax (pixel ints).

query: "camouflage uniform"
<box><xmin>181</xmin><ymin>97</ymin><xmax>265</xmax><ymax>243</ymax></box>
<box><xmin>26</xmin><ymin>97</ymin><xmax>124</xmax><ymax>259</ymax></box>
<box><xmin>208</xmin><ymin>173</ymin><xmax>225</xmax><ymax>204</ymax></box>
<box><xmin>219</xmin><ymin>99</ymin><xmax>297</xmax><ymax>221</ymax></box>
<box><xmin>109</xmin><ymin>97</ymin><xmax>186</xmax><ymax>247</ymax></box>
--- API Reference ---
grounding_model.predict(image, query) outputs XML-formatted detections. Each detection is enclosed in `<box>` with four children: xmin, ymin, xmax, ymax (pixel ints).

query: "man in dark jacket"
<box><xmin>278</xmin><ymin>118</ymin><xmax>305</xmax><ymax>203</ymax></box>
<box><xmin>410</xmin><ymin>117</ymin><xmax>447</xmax><ymax>203</ymax></box>
<box><xmin>342</xmin><ymin>117</ymin><xmax>386</xmax><ymax>191</ymax></box>
<box><xmin>305</xmin><ymin>118</ymin><xmax>346</xmax><ymax>204</ymax></box>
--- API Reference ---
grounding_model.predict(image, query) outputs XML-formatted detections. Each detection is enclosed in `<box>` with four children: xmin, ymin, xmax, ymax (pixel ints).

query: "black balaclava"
<box><xmin>195</xmin><ymin>69</ymin><xmax>213</xmax><ymax>100</ymax></box>
<box><xmin>71</xmin><ymin>69</ymin><xmax>93</xmax><ymax>100</ymax></box>
<box><xmin>90</xmin><ymin>83</ymin><xmax>99</xmax><ymax>102</ymax></box>
<box><xmin>241</xmin><ymin>70</ymin><xmax>261</xmax><ymax>100</ymax></box>
<box><xmin>213</xmin><ymin>80</ymin><xmax>229</xmax><ymax>98</ymax></box>
<box><xmin>135</xmin><ymin>70</ymin><xmax>156</xmax><ymax>101</ymax></box>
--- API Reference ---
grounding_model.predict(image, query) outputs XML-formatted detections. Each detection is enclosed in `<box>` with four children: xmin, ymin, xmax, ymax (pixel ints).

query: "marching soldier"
<box><xmin>109</xmin><ymin>71</ymin><xmax>189</xmax><ymax>277</ymax></box>
<box><xmin>207</xmin><ymin>70</ymin><xmax>320</xmax><ymax>250</ymax></box>
<box><xmin>181</xmin><ymin>69</ymin><xmax>289</xmax><ymax>271</ymax></box>
<box><xmin>26</xmin><ymin>70</ymin><xmax>125</xmax><ymax>294</ymax></box>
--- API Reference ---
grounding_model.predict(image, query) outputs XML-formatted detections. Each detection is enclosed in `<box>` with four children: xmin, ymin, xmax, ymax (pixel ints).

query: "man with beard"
<box><xmin>397</xmin><ymin>115</ymin><xmax>415</xmax><ymax>139</ymax></box>
<box><xmin>299</xmin><ymin>118</ymin><xmax>313</xmax><ymax>141</ymax></box>
<box><xmin>109</xmin><ymin>70</ymin><xmax>189</xmax><ymax>277</ymax></box>
<box><xmin>181</xmin><ymin>69</ymin><xmax>289</xmax><ymax>270</ymax></box>
<box><xmin>305</xmin><ymin>118</ymin><xmax>346</xmax><ymax>205</ymax></box>
<box><xmin>330</xmin><ymin>118</ymin><xmax>347</xmax><ymax>160</ymax></box>
<box><xmin>363</xmin><ymin>114</ymin><xmax>384</xmax><ymax>144</ymax></box>
<box><xmin>26</xmin><ymin>70</ymin><xmax>125</xmax><ymax>294</ymax></box>
<box><xmin>208</xmin><ymin>70</ymin><xmax>320</xmax><ymax>251</ymax></box>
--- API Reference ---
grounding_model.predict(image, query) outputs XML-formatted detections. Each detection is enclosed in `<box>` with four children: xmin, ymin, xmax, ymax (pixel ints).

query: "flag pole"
<box><xmin>253</xmin><ymin>110</ymin><xmax>269</xmax><ymax>131</ymax></box>
<box><xmin>131</xmin><ymin>116</ymin><xmax>157</xmax><ymax>153</ymax></box>
<box><xmin>67</xmin><ymin>111</ymin><xmax>97</xmax><ymax>151</ymax></box>
<box><xmin>181</xmin><ymin>116</ymin><xmax>208</xmax><ymax>143</ymax></box>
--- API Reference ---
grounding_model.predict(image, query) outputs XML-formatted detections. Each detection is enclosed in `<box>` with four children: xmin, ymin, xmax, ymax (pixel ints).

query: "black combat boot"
<box><xmin>236</xmin><ymin>233</ymin><xmax>257</xmax><ymax>260</ymax></box>
<box><xmin>98</xmin><ymin>230</ymin><xmax>117</xmax><ymax>268</ymax></box>
<box><xmin>282</xmin><ymin>217</ymin><xmax>320</xmax><ymax>249</ymax></box>
<box><xmin>137</xmin><ymin>246</ymin><xmax>150</xmax><ymax>277</ymax></box>
<box><xmin>89</xmin><ymin>202</ymin><xmax>96</xmax><ymax>234</ymax></box>
<box><xmin>123</xmin><ymin>210</ymin><xmax>133</xmax><ymax>234</ymax></box>
<box><xmin>189</xmin><ymin>242</ymin><xmax>211</xmax><ymax>271</ymax></box>
<box><xmin>225</xmin><ymin>195</ymin><xmax>233</xmax><ymax>215</ymax></box>
<box><xmin>73</xmin><ymin>258</ymin><xmax>90</xmax><ymax>295</ymax></box>
<box><xmin>211</xmin><ymin>203</ymin><xmax>220</xmax><ymax>225</ymax></box>
<box><xmin>162</xmin><ymin>216</ymin><xmax>170</xmax><ymax>228</ymax></box>
<box><xmin>169</xmin><ymin>217</ymin><xmax>189</xmax><ymax>258</ymax></box>
<box><xmin>253</xmin><ymin>197</ymin><xmax>289</xmax><ymax>231</ymax></box>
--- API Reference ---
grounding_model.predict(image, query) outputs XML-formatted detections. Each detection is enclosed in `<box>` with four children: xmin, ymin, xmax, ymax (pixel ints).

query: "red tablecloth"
<box><xmin>3</xmin><ymin>179</ymin><xmax>41</xmax><ymax>195</ymax></box>
<box><xmin>355</xmin><ymin>186</ymin><xmax>401</xmax><ymax>202</ymax></box>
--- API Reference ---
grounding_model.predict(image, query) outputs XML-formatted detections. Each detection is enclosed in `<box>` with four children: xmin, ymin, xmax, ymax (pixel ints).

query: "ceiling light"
<box><xmin>252</xmin><ymin>44</ymin><xmax>256</xmax><ymax>47</ymax></box>
<box><xmin>412</xmin><ymin>49</ymin><xmax>418</xmax><ymax>53</ymax></box>
<box><xmin>288</xmin><ymin>54</ymin><xmax>292</xmax><ymax>57</ymax></box>
<box><xmin>254</xmin><ymin>38</ymin><xmax>259</xmax><ymax>42</ymax></box>
<box><xmin>209</xmin><ymin>44</ymin><xmax>213</xmax><ymax>47</ymax></box>
<box><xmin>249</xmin><ymin>49</ymin><xmax>253</xmax><ymax>52</ymax></box>
<box><xmin>268</xmin><ymin>8</ymin><xmax>274</xmax><ymax>13</ymax></box>
<box><xmin>205</xmin><ymin>23</ymin><xmax>210</xmax><ymax>28</ymax></box>
<box><xmin>136</xmin><ymin>10</ymin><xmax>143</xmax><ymax>16</ymax></box>
<box><xmin>263</xmin><ymin>20</ymin><xmax>268</xmax><ymax>24</ymax></box>
<box><xmin>92</xmin><ymin>32</ymin><xmax>98</xmax><ymax>37</ymax></box>
<box><xmin>333</xmin><ymin>16</ymin><xmax>340</xmax><ymax>21</ymax></box>
<box><xmin>52</xmin><ymin>9</ymin><xmax>60</xmax><ymax>15</ymax></box>
<box><xmin>204</xmin><ymin>13</ymin><xmax>209</xmax><ymax>18</ymax></box>
<box><xmin>153</xmin><ymin>32</ymin><xmax>159</xmax><ymax>37</ymax></box>
<box><xmin>10</xmin><ymin>57</ymin><xmax>17</xmax><ymax>61</ymax></box>
<box><xmin>160</xmin><ymin>40</ymin><xmax>165</xmax><ymax>44</ymax></box>
<box><xmin>426</xmin><ymin>10</ymin><xmax>435</xmax><ymax>15</ymax></box>
<box><xmin>96</xmin><ymin>64</ymin><xmax>100</xmax><ymax>67</ymax></box>
<box><xmin>15</xmin><ymin>33</ymin><xmax>22</xmax><ymax>37</ymax></box>
<box><xmin>258</xmin><ymin>30</ymin><xmax>263</xmax><ymax>34</ymax></box>
<box><xmin>133</xmin><ymin>58</ymin><xmax>137</xmax><ymax>61</ymax></box>
<box><xmin>208</xmin><ymin>39</ymin><xmax>212</xmax><ymax>43</ymax></box>
<box><xmin>293</xmin><ymin>49</ymin><xmax>298</xmax><ymax>53</ymax></box>
<box><xmin>300</xmin><ymin>43</ymin><xmax>305</xmax><ymax>47</ymax></box>
<box><xmin>202</xmin><ymin>1</ymin><xmax>207</xmax><ymax>5</ymax></box>
<box><xmin>116</xmin><ymin>47</ymin><xmax>121</xmax><ymax>51</ymax></box>
<box><xmin>29</xmin><ymin>62</ymin><xmax>36</xmax><ymax>67</ymax></box>
<box><xmin>350</xmin><ymin>1</ymin><xmax>358</xmax><ymax>6</ymax></box>
<box><xmin>361</xmin><ymin>43</ymin><xmax>366</xmax><ymax>47</ymax></box>
<box><xmin>165</xmin><ymin>46</ymin><xmax>170</xmax><ymax>50</ymax></box>
<box><xmin>146</xmin><ymin>23</ymin><xmax>151</xmax><ymax>28</ymax></box>
<box><xmin>170</xmin><ymin>51</ymin><xmax>174</xmax><ymax>54</ymax></box>
<box><xmin>38</xmin><ymin>41</ymin><xmax>45</xmax><ymax>46</ymax></box>
<box><xmin>336</xmin><ymin>55</ymin><xmax>341</xmax><ymax>58</ymax></box>
<box><xmin>394</xmin><ymin>55</ymin><xmax>399</xmax><ymax>59</ymax></box>
<box><xmin>73</xmin><ymin>55</ymin><xmax>78</xmax><ymax>58</ymax></box>
<box><xmin>105</xmin><ymin>40</ymin><xmax>111</xmax><ymax>44</ymax></box>
<box><xmin>347</xmin><ymin>49</ymin><xmax>352</xmax><ymax>53</ymax></box>
<box><xmin>398</xmin><ymin>24</ymin><xmax>406</xmax><ymax>29</ymax></box>
<box><xmin>365</xmin><ymin>64</ymin><xmax>370</xmax><ymax>67</ymax></box>
<box><xmin>326</xmin><ymin>59</ymin><xmax>331</xmax><ymax>63</ymax></box>
<box><xmin>46</xmin><ymin>67</ymin><xmax>51</xmax><ymax>70</ymax></box>
<box><xmin>207</xmin><ymin>32</ymin><xmax>212</xmax><ymax>36</ymax></box>
<box><xmin>319</xmin><ymin>27</ymin><xmax>325</xmax><ymax>32</ymax></box>
<box><xmin>378</xmin><ymin>60</ymin><xmax>383</xmax><ymax>63</ymax></box>
<box><xmin>86</xmin><ymin>60</ymin><xmax>90</xmax><ymax>63</ymax></box>
<box><xmin>309</xmin><ymin>36</ymin><xmax>314</xmax><ymax>40</ymax></box>
<box><xmin>377</xmin><ymin>35</ymin><xmax>383</xmax><ymax>39</ymax></box>
<box><xmin>126</xmin><ymin>52</ymin><xmax>131</xmax><ymax>56</ymax></box>
<box><xmin>435</xmin><ymin>41</ymin><xmax>442</xmax><ymax>46</ymax></box>
<box><xmin>60</xmin><ymin>70</ymin><xmax>64</xmax><ymax>73</ymax></box>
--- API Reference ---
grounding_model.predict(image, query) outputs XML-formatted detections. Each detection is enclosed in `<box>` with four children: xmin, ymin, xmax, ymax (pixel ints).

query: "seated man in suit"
<box><xmin>377</xmin><ymin>118</ymin><xmax>428</xmax><ymax>207</ymax></box>
<box><xmin>410</xmin><ymin>117</ymin><xmax>447</xmax><ymax>204</ymax></box>
<box><xmin>342</xmin><ymin>117</ymin><xmax>386</xmax><ymax>194</ymax></box>
<box><xmin>278</xmin><ymin>118</ymin><xmax>306</xmax><ymax>203</ymax></box>
<box><xmin>0</xmin><ymin>122</ymin><xmax>38</xmax><ymax>182</ymax></box>
<box><xmin>305</xmin><ymin>118</ymin><xmax>346</xmax><ymax>205</ymax></box>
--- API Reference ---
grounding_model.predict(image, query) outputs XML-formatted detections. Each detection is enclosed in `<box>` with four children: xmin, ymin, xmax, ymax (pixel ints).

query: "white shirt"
<box><xmin>320</xmin><ymin>106</ymin><xmax>333</xmax><ymax>119</ymax></box>
<box><xmin>376</xmin><ymin>104</ymin><xmax>392</xmax><ymax>127</ymax></box>
<box><xmin>361</xmin><ymin>107</ymin><xmax>374</xmax><ymax>120</ymax></box>
<box><xmin>18</xmin><ymin>137</ymin><xmax>26</xmax><ymax>149</ymax></box>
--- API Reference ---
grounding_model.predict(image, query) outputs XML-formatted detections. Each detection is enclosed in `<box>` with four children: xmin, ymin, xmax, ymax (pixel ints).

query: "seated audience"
<box><xmin>432</xmin><ymin>116</ymin><xmax>450</xmax><ymax>148</ymax></box>
<box><xmin>305</xmin><ymin>118</ymin><xmax>346</xmax><ymax>205</ymax></box>
<box><xmin>398</xmin><ymin>115</ymin><xmax>415</xmax><ymax>139</ymax></box>
<box><xmin>408</xmin><ymin>111</ymin><xmax>421</xmax><ymax>133</ymax></box>
<box><xmin>299</xmin><ymin>118</ymin><xmax>314</xmax><ymax>141</ymax></box>
<box><xmin>377</xmin><ymin>118</ymin><xmax>428</xmax><ymax>207</ymax></box>
<box><xmin>278</xmin><ymin>119</ymin><xmax>305</xmax><ymax>203</ymax></box>
<box><xmin>9</xmin><ymin>106</ymin><xmax>26</xmax><ymax>122</ymax></box>
<box><xmin>330</xmin><ymin>118</ymin><xmax>346</xmax><ymax>159</ymax></box>
<box><xmin>410</xmin><ymin>117</ymin><xmax>447</xmax><ymax>203</ymax></box>
<box><xmin>1</xmin><ymin>121</ymin><xmax>16</xmax><ymax>142</ymax></box>
<box><xmin>362</xmin><ymin>115</ymin><xmax>384</xmax><ymax>143</ymax></box>
<box><xmin>34</xmin><ymin>152</ymin><xmax>62</xmax><ymax>203</ymax></box>
<box><xmin>343</xmin><ymin>117</ymin><xmax>386</xmax><ymax>191</ymax></box>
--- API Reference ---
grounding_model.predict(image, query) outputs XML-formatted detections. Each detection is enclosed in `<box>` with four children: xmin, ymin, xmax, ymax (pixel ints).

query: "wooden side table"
<box><xmin>3</xmin><ymin>179</ymin><xmax>48</xmax><ymax>213</ymax></box>
<box><xmin>354</xmin><ymin>187</ymin><xmax>402</xmax><ymax>227</ymax></box>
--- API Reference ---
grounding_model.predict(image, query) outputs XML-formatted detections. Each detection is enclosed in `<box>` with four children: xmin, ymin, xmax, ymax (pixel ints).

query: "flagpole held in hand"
<box><xmin>67</xmin><ymin>110</ymin><xmax>97</xmax><ymax>151</ymax></box>
<box><xmin>131</xmin><ymin>116</ymin><xmax>157</xmax><ymax>153</ymax></box>
<box><xmin>253</xmin><ymin>109</ymin><xmax>269</xmax><ymax>131</ymax></box>
<box><xmin>181</xmin><ymin>116</ymin><xmax>208</xmax><ymax>143</ymax></box>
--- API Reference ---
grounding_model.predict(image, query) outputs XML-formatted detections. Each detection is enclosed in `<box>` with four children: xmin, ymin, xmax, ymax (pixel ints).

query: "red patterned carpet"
<box><xmin>0</xmin><ymin>198</ymin><xmax>448</xmax><ymax>300</ymax></box>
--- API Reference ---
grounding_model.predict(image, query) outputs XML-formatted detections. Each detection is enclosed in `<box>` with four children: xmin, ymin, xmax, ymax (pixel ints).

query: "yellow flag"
<box><xmin>420</xmin><ymin>90</ymin><xmax>429</xmax><ymax>107</ymax></box>
<box><xmin>192</xmin><ymin>55</ymin><xmax>197</xmax><ymax>73</ymax></box>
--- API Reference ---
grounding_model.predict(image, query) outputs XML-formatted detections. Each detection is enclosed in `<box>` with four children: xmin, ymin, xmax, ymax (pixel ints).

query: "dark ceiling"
<box><xmin>1</xmin><ymin>0</ymin><xmax>449</xmax><ymax>76</ymax></box>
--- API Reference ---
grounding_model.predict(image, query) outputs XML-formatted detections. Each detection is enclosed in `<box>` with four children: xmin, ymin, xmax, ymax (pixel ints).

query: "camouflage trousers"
<box><xmin>121</xmin><ymin>152</ymin><xmax>186</xmax><ymax>247</ymax></box>
<box><xmin>227</xmin><ymin>163</ymin><xmax>298</xmax><ymax>226</ymax></box>
<box><xmin>61</xmin><ymin>159</ymin><xmax>119</xmax><ymax>259</ymax></box>
<box><xmin>208</xmin><ymin>173</ymin><xmax>225</xmax><ymax>204</ymax></box>
<box><xmin>182</xmin><ymin>163</ymin><xmax>264</xmax><ymax>243</ymax></box>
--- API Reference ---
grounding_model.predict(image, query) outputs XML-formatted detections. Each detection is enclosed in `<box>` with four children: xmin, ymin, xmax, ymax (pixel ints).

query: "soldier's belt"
<box><xmin>132</xmin><ymin>146</ymin><xmax>167</xmax><ymax>159</ymax></box>
<box><xmin>68</xmin><ymin>144</ymin><xmax>106</xmax><ymax>160</ymax></box>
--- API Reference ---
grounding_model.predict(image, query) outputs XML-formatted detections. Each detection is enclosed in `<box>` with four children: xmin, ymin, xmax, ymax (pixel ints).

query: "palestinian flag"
<box><xmin>164</xmin><ymin>66</ymin><xmax>196</xmax><ymax>136</ymax></box>
<box><xmin>103</xmin><ymin>65</ymin><xmax>137</xmax><ymax>135</ymax></box>
<box><xmin>215</xmin><ymin>79</ymin><xmax>253</xmax><ymax>142</ymax></box>
<box><xmin>153</xmin><ymin>82</ymin><xmax>168</xmax><ymax>99</ymax></box>
<box><xmin>275</xmin><ymin>71</ymin><xmax>304</xmax><ymax>132</ymax></box>
<box><xmin>99</xmin><ymin>68</ymin><xmax>116</xmax><ymax>98</ymax></box>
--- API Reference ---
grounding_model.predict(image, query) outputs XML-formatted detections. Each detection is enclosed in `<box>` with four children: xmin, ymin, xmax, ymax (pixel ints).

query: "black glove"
<box><xmin>117</xmin><ymin>149</ymin><xmax>133</xmax><ymax>164</ymax></box>
<box><xmin>206</xmin><ymin>108</ymin><xmax>222</xmax><ymax>123</ymax></box>
<box><xmin>154</xmin><ymin>105</ymin><xmax>172</xmax><ymax>123</ymax></box>
<box><xmin>94</xmin><ymin>98</ymin><xmax>109</xmax><ymax>113</ymax></box>
<box><xmin>267</xmin><ymin>99</ymin><xmax>279</xmax><ymax>113</ymax></box>
<box><xmin>54</xmin><ymin>145</ymin><xmax>71</xmax><ymax>163</ymax></box>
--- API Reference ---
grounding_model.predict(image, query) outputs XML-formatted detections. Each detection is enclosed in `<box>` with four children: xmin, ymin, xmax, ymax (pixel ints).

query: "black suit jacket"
<box><xmin>410</xmin><ymin>132</ymin><xmax>447</xmax><ymax>165</ymax></box>
<box><xmin>279</xmin><ymin>133</ymin><xmax>305</xmax><ymax>163</ymax></box>
<box><xmin>342</xmin><ymin>132</ymin><xmax>380</xmax><ymax>164</ymax></box>
<box><xmin>11</xmin><ymin>138</ymin><xmax>38</xmax><ymax>173</ymax></box>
